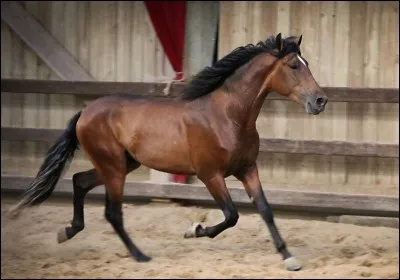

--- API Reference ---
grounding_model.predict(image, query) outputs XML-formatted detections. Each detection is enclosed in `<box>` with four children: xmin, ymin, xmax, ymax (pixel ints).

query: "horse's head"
<box><xmin>266</xmin><ymin>33</ymin><xmax>328</xmax><ymax>115</ymax></box>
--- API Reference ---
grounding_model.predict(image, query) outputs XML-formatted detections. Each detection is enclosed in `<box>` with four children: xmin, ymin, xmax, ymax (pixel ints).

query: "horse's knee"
<box><xmin>105</xmin><ymin>209</ymin><xmax>122</xmax><ymax>227</ymax></box>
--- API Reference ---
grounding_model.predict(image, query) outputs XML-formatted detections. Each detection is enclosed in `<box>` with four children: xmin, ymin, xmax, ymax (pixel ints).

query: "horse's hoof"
<box><xmin>284</xmin><ymin>256</ymin><xmax>302</xmax><ymax>271</ymax></box>
<box><xmin>184</xmin><ymin>223</ymin><xmax>201</xmax><ymax>238</ymax></box>
<box><xmin>135</xmin><ymin>254</ymin><xmax>152</xmax><ymax>263</ymax></box>
<box><xmin>57</xmin><ymin>228</ymin><xmax>69</xmax><ymax>244</ymax></box>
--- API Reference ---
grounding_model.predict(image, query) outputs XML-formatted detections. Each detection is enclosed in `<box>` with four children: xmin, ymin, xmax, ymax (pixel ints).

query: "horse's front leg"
<box><xmin>184</xmin><ymin>174</ymin><xmax>239</xmax><ymax>239</ymax></box>
<box><xmin>235</xmin><ymin>164</ymin><xmax>302</xmax><ymax>271</ymax></box>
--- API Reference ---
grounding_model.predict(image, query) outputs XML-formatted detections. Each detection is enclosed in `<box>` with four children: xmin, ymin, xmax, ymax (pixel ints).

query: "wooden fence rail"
<box><xmin>1</xmin><ymin>175</ymin><xmax>398</xmax><ymax>217</ymax></box>
<box><xmin>1</xmin><ymin>127</ymin><xmax>398</xmax><ymax>158</ymax></box>
<box><xmin>2</xmin><ymin>79</ymin><xmax>399</xmax><ymax>103</ymax></box>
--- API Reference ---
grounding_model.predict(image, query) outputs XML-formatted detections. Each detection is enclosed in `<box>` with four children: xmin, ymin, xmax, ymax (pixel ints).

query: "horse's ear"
<box><xmin>276</xmin><ymin>33</ymin><xmax>283</xmax><ymax>51</ymax></box>
<box><xmin>298</xmin><ymin>35</ymin><xmax>303</xmax><ymax>46</ymax></box>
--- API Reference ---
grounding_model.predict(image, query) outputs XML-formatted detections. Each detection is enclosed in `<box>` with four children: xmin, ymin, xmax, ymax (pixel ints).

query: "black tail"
<box><xmin>16</xmin><ymin>111</ymin><xmax>82</xmax><ymax>208</ymax></box>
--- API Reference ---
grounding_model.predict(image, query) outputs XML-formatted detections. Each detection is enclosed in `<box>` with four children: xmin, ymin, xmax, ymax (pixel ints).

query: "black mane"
<box><xmin>179</xmin><ymin>35</ymin><xmax>301</xmax><ymax>100</ymax></box>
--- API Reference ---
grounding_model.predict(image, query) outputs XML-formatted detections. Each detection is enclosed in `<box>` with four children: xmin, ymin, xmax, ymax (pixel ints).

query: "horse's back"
<box><xmin>79</xmin><ymin>93</ymin><xmax>183</xmax><ymax>124</ymax></box>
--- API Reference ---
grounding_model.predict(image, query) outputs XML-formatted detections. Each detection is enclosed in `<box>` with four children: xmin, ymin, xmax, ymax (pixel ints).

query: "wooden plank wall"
<box><xmin>217</xmin><ymin>1</ymin><xmax>399</xmax><ymax>196</ymax></box>
<box><xmin>1</xmin><ymin>1</ymin><xmax>398</xmax><ymax>197</ymax></box>
<box><xmin>1</xmin><ymin>1</ymin><xmax>175</xmax><ymax>181</ymax></box>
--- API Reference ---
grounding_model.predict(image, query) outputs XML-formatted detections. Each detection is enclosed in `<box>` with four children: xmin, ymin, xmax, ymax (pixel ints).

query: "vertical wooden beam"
<box><xmin>331</xmin><ymin>1</ymin><xmax>350</xmax><ymax>185</ymax></box>
<box><xmin>183</xmin><ymin>1</ymin><xmax>219</xmax><ymax>76</ymax></box>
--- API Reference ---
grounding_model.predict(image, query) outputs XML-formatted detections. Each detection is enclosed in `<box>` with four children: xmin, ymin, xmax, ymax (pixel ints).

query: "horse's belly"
<box><xmin>128</xmin><ymin>139</ymin><xmax>195</xmax><ymax>175</ymax></box>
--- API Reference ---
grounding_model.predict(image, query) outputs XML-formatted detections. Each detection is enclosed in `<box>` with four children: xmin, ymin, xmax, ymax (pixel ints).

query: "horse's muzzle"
<box><xmin>305</xmin><ymin>94</ymin><xmax>328</xmax><ymax>115</ymax></box>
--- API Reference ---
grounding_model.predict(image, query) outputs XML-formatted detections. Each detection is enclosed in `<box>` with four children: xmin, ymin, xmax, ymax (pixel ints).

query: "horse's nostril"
<box><xmin>316</xmin><ymin>97</ymin><xmax>325</xmax><ymax>105</ymax></box>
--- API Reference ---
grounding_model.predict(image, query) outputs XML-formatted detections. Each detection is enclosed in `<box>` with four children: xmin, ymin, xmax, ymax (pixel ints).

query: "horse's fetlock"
<box><xmin>226</xmin><ymin>211</ymin><xmax>239</xmax><ymax>227</ymax></box>
<box><xmin>72</xmin><ymin>221</ymin><xmax>84</xmax><ymax>232</ymax></box>
<box><xmin>275</xmin><ymin>240</ymin><xmax>287</xmax><ymax>252</ymax></box>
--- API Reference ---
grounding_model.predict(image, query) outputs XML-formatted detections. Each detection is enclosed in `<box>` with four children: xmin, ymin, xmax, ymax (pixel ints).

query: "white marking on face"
<box><xmin>297</xmin><ymin>55</ymin><xmax>307</xmax><ymax>67</ymax></box>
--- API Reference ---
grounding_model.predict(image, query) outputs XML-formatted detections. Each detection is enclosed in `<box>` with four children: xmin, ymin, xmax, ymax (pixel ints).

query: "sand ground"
<box><xmin>1</xmin><ymin>197</ymin><xmax>398</xmax><ymax>279</ymax></box>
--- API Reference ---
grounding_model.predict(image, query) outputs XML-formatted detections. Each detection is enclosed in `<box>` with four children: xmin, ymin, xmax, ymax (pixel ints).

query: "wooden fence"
<box><xmin>1</xmin><ymin>78</ymin><xmax>399</xmax><ymax>217</ymax></box>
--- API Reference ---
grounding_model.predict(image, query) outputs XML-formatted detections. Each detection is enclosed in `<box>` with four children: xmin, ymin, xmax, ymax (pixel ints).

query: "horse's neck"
<box><xmin>215</xmin><ymin>54</ymin><xmax>275</xmax><ymax>130</ymax></box>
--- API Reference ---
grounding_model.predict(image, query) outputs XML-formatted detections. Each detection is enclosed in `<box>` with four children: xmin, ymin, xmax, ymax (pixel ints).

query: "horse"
<box><xmin>8</xmin><ymin>33</ymin><xmax>328</xmax><ymax>271</ymax></box>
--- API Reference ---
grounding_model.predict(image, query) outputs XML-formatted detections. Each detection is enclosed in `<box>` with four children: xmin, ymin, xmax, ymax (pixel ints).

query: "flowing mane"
<box><xmin>179</xmin><ymin>35</ymin><xmax>301</xmax><ymax>100</ymax></box>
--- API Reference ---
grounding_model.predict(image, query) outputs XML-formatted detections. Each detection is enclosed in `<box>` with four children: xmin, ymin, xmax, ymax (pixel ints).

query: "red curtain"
<box><xmin>145</xmin><ymin>1</ymin><xmax>187</xmax><ymax>183</ymax></box>
<box><xmin>144</xmin><ymin>1</ymin><xmax>186</xmax><ymax>80</ymax></box>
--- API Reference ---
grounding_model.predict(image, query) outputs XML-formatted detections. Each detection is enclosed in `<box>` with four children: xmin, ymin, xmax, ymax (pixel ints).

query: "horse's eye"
<box><xmin>289</xmin><ymin>64</ymin><xmax>298</xmax><ymax>70</ymax></box>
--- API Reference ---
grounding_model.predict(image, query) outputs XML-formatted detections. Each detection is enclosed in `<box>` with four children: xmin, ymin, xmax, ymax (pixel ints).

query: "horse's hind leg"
<box><xmin>57</xmin><ymin>157</ymin><xmax>140</xmax><ymax>243</ymax></box>
<box><xmin>102</xmin><ymin>168</ymin><xmax>151</xmax><ymax>262</ymax></box>
<box><xmin>104</xmin><ymin>182</ymin><xmax>151</xmax><ymax>262</ymax></box>
<box><xmin>57</xmin><ymin>168</ymin><xmax>102</xmax><ymax>243</ymax></box>
<box><xmin>82</xmin><ymin>146</ymin><xmax>150</xmax><ymax>262</ymax></box>
<box><xmin>184</xmin><ymin>174</ymin><xmax>239</xmax><ymax>239</ymax></box>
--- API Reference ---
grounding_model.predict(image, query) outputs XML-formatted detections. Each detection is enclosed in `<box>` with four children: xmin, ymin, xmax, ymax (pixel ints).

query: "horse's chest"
<box><xmin>229</xmin><ymin>134</ymin><xmax>260</xmax><ymax>169</ymax></box>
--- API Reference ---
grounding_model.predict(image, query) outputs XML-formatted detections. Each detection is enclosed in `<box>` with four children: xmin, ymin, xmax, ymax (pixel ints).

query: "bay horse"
<box><xmin>8</xmin><ymin>33</ymin><xmax>328</xmax><ymax>271</ymax></box>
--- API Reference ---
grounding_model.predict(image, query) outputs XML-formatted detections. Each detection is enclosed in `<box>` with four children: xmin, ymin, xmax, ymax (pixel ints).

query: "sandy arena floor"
<box><xmin>1</xmin><ymin>197</ymin><xmax>399</xmax><ymax>279</ymax></box>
